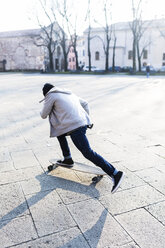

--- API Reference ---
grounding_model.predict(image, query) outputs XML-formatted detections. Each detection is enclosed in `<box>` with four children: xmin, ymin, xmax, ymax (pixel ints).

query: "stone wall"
<box><xmin>0</xmin><ymin>29</ymin><xmax>45</xmax><ymax>71</ymax></box>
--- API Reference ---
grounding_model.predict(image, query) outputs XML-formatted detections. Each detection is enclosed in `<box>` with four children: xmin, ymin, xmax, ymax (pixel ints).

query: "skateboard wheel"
<box><xmin>92</xmin><ymin>175</ymin><xmax>103</xmax><ymax>183</ymax></box>
<box><xmin>92</xmin><ymin>176</ymin><xmax>99</xmax><ymax>183</ymax></box>
<box><xmin>48</xmin><ymin>165</ymin><xmax>53</xmax><ymax>171</ymax></box>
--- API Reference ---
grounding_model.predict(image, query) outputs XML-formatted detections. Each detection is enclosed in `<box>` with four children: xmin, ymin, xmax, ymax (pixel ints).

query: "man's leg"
<box><xmin>70</xmin><ymin>126</ymin><xmax>116</xmax><ymax>176</ymax></box>
<box><xmin>70</xmin><ymin>126</ymin><xmax>123</xmax><ymax>193</ymax></box>
<box><xmin>57</xmin><ymin>134</ymin><xmax>74</xmax><ymax>165</ymax></box>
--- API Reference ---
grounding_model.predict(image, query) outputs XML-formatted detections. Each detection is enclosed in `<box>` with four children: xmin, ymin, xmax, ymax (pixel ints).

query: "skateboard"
<box><xmin>48</xmin><ymin>159</ymin><xmax>106</xmax><ymax>183</ymax></box>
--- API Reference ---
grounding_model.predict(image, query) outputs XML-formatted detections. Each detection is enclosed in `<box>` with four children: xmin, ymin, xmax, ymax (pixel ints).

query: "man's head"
<box><xmin>42</xmin><ymin>83</ymin><xmax>54</xmax><ymax>96</ymax></box>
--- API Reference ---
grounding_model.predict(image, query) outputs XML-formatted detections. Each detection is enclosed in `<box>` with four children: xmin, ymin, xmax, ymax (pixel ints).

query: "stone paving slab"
<box><xmin>68</xmin><ymin>199</ymin><xmax>132</xmax><ymax>248</ymax></box>
<box><xmin>0</xmin><ymin>166</ymin><xmax>43</xmax><ymax>185</ymax></box>
<box><xmin>135</xmin><ymin>167</ymin><xmax>164</xmax><ymax>183</ymax></box>
<box><xmin>26</xmin><ymin>190</ymin><xmax>76</xmax><ymax>237</ymax></box>
<box><xmin>0</xmin><ymin>183</ymin><xmax>29</xmax><ymax>221</ymax></box>
<box><xmin>0</xmin><ymin>147</ymin><xmax>11</xmax><ymax>163</ymax></box>
<box><xmin>20</xmin><ymin>169</ymin><xmax>82</xmax><ymax>196</ymax></box>
<box><xmin>116</xmin><ymin>208</ymin><xmax>165</xmax><ymax>248</ymax></box>
<box><xmin>146</xmin><ymin>144</ymin><xmax>165</xmax><ymax>159</ymax></box>
<box><xmin>99</xmin><ymin>184</ymin><xmax>165</xmax><ymax>215</ymax></box>
<box><xmin>121</xmin><ymin>151</ymin><xmax>165</xmax><ymax>172</ymax></box>
<box><xmin>149</xmin><ymin>178</ymin><xmax>165</xmax><ymax>195</ymax></box>
<box><xmin>0</xmin><ymin>161</ymin><xmax>15</xmax><ymax>172</ymax></box>
<box><xmin>145</xmin><ymin>200</ymin><xmax>165</xmax><ymax>226</ymax></box>
<box><xmin>0</xmin><ymin>215</ymin><xmax>38</xmax><ymax>247</ymax></box>
<box><xmin>11</xmin><ymin>149</ymin><xmax>40</xmax><ymax>169</ymax></box>
<box><xmin>119</xmin><ymin>168</ymin><xmax>145</xmax><ymax>191</ymax></box>
<box><xmin>14</xmin><ymin>227</ymin><xmax>90</xmax><ymax>248</ymax></box>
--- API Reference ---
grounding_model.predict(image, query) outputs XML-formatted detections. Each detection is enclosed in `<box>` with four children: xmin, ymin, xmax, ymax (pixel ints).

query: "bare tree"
<box><xmin>56</xmin><ymin>0</ymin><xmax>79</xmax><ymax>70</ymax></box>
<box><xmin>85</xmin><ymin>0</ymin><xmax>92</xmax><ymax>71</ymax></box>
<box><xmin>51</xmin><ymin>0</ymin><xmax>71</xmax><ymax>71</ymax></box>
<box><xmin>93</xmin><ymin>0</ymin><xmax>112</xmax><ymax>72</ymax></box>
<box><xmin>112</xmin><ymin>24</ymin><xmax>117</xmax><ymax>72</ymax></box>
<box><xmin>136</xmin><ymin>20</ymin><xmax>152</xmax><ymax>71</ymax></box>
<box><xmin>103</xmin><ymin>0</ymin><xmax>112</xmax><ymax>71</ymax></box>
<box><xmin>34</xmin><ymin>0</ymin><xmax>58</xmax><ymax>71</ymax></box>
<box><xmin>129</xmin><ymin>0</ymin><xmax>140</xmax><ymax>72</ymax></box>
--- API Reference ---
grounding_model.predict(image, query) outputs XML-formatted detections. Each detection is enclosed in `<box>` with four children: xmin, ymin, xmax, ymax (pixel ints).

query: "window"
<box><xmin>69</xmin><ymin>58</ymin><xmax>71</xmax><ymax>62</ymax></box>
<box><xmin>95</xmin><ymin>51</ymin><xmax>100</xmax><ymax>60</ymax></box>
<box><xmin>143</xmin><ymin>50</ymin><xmax>148</xmax><ymax>59</ymax></box>
<box><xmin>83</xmin><ymin>50</ymin><xmax>85</xmax><ymax>56</ymax></box>
<box><xmin>162</xmin><ymin>62</ymin><xmax>165</xmax><ymax>66</ymax></box>
<box><xmin>128</xmin><ymin>50</ymin><xmax>133</xmax><ymax>60</ymax></box>
<box><xmin>163</xmin><ymin>53</ymin><xmax>165</xmax><ymax>60</ymax></box>
<box><xmin>57</xmin><ymin>46</ymin><xmax>61</xmax><ymax>56</ymax></box>
<box><xmin>72</xmin><ymin>57</ymin><xmax>75</xmax><ymax>62</ymax></box>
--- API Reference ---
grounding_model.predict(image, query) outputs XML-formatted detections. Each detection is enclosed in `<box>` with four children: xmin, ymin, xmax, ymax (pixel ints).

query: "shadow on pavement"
<box><xmin>58</xmin><ymin>209</ymin><xmax>108</xmax><ymax>248</ymax></box>
<box><xmin>0</xmin><ymin>172</ymin><xmax>101</xmax><ymax>231</ymax></box>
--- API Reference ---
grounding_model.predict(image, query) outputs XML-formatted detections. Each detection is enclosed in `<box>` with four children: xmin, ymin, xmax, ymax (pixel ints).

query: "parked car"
<box><xmin>109</xmin><ymin>66</ymin><xmax>121</xmax><ymax>72</ymax></box>
<box><xmin>159</xmin><ymin>66</ymin><xmax>165</xmax><ymax>72</ymax></box>
<box><xmin>83</xmin><ymin>65</ymin><xmax>100</xmax><ymax>72</ymax></box>
<box><xmin>121</xmin><ymin>66</ymin><xmax>133</xmax><ymax>72</ymax></box>
<box><xmin>141</xmin><ymin>66</ymin><xmax>156</xmax><ymax>73</ymax></box>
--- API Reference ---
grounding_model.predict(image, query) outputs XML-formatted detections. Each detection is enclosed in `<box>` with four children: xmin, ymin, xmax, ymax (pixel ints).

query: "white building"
<box><xmin>83</xmin><ymin>19</ymin><xmax>165</xmax><ymax>70</ymax></box>
<box><xmin>76</xmin><ymin>36</ymin><xmax>85</xmax><ymax>69</ymax></box>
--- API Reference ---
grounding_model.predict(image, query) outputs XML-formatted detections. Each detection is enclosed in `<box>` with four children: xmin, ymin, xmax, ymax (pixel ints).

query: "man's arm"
<box><xmin>40</xmin><ymin>94</ymin><xmax>55</xmax><ymax>119</ymax></box>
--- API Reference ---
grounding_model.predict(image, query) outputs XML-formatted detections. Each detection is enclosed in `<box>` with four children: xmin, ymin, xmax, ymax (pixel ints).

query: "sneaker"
<box><xmin>56</xmin><ymin>158</ymin><xmax>74</xmax><ymax>167</ymax></box>
<box><xmin>111</xmin><ymin>171</ymin><xmax>124</xmax><ymax>194</ymax></box>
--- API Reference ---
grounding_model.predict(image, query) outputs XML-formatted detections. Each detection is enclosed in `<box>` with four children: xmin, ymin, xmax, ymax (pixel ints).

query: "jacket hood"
<box><xmin>39</xmin><ymin>86</ymin><xmax>71</xmax><ymax>103</ymax></box>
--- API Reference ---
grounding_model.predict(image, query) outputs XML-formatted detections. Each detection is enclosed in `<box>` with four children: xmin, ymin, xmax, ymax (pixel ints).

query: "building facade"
<box><xmin>0</xmin><ymin>29</ymin><xmax>45</xmax><ymax>71</ymax></box>
<box><xmin>83</xmin><ymin>19</ymin><xmax>165</xmax><ymax>70</ymax></box>
<box><xmin>67</xmin><ymin>36</ymin><xmax>85</xmax><ymax>71</ymax></box>
<box><xmin>0</xmin><ymin>19</ymin><xmax>165</xmax><ymax>72</ymax></box>
<box><xmin>0</xmin><ymin>27</ymin><xmax>64</xmax><ymax>72</ymax></box>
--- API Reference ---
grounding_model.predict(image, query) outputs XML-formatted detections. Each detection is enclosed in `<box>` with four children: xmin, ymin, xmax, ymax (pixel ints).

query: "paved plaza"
<box><xmin>0</xmin><ymin>73</ymin><xmax>165</xmax><ymax>248</ymax></box>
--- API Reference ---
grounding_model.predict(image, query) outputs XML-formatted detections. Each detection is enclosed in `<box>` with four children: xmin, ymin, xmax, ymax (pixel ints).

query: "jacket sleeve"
<box><xmin>40</xmin><ymin>94</ymin><xmax>55</xmax><ymax>119</ymax></box>
<box><xmin>79</xmin><ymin>97</ymin><xmax>89</xmax><ymax>115</ymax></box>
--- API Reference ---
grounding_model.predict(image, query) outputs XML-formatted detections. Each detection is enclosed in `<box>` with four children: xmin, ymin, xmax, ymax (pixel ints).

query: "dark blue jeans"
<box><xmin>57</xmin><ymin>126</ymin><xmax>116</xmax><ymax>177</ymax></box>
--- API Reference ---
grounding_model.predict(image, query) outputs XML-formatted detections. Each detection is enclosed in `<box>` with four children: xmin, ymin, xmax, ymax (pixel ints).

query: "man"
<box><xmin>146</xmin><ymin>64</ymin><xmax>150</xmax><ymax>78</ymax></box>
<box><xmin>40</xmin><ymin>83</ymin><xmax>124</xmax><ymax>193</ymax></box>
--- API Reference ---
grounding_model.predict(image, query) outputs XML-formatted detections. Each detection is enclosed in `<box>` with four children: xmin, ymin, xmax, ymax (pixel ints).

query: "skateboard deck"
<box><xmin>48</xmin><ymin>159</ymin><xmax>106</xmax><ymax>183</ymax></box>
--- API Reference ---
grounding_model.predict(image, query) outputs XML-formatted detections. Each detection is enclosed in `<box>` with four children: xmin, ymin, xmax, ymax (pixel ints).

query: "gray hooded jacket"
<box><xmin>40</xmin><ymin>87</ymin><xmax>91</xmax><ymax>137</ymax></box>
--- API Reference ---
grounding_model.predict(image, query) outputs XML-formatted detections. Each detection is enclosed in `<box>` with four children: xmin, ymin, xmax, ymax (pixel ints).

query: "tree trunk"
<box><xmin>105</xmin><ymin>50</ymin><xmax>109</xmax><ymax>72</ymax></box>
<box><xmin>132</xmin><ymin>38</ymin><xmax>136</xmax><ymax>73</ymax></box>
<box><xmin>112</xmin><ymin>37</ymin><xmax>117</xmax><ymax>72</ymax></box>
<box><xmin>61</xmin><ymin>35</ymin><xmax>68</xmax><ymax>72</ymax></box>
<box><xmin>48</xmin><ymin>46</ymin><xmax>54</xmax><ymax>72</ymax></box>
<box><xmin>105</xmin><ymin>36</ymin><xmax>110</xmax><ymax>72</ymax></box>
<box><xmin>137</xmin><ymin>42</ymin><xmax>141</xmax><ymax>72</ymax></box>
<box><xmin>88</xmin><ymin>30</ymin><xmax>91</xmax><ymax>71</ymax></box>
<box><xmin>75</xmin><ymin>49</ymin><xmax>79</xmax><ymax>70</ymax></box>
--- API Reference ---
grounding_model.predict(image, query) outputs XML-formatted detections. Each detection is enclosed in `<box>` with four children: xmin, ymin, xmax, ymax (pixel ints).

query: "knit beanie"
<box><xmin>42</xmin><ymin>83</ymin><xmax>54</xmax><ymax>96</ymax></box>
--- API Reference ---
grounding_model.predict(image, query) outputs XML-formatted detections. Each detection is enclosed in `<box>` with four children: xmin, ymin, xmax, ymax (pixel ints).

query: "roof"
<box><xmin>0</xmin><ymin>28</ymin><xmax>41</xmax><ymax>38</ymax></box>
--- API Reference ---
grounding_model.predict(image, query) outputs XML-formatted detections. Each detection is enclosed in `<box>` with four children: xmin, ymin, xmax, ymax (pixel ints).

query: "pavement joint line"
<box><xmin>144</xmin><ymin>206</ymin><xmax>165</xmax><ymax>227</ymax></box>
<box><xmin>31</xmin><ymin>150</ymin><xmax>45</xmax><ymax>172</ymax></box>
<box><xmin>55</xmin><ymin>189</ymin><xmax>98</xmax><ymax>206</ymax></box>
<box><xmin>22</xmin><ymin>186</ymin><xmax>40</xmax><ymax>239</ymax></box>
<box><xmin>147</xmin><ymin>182</ymin><xmax>165</xmax><ymax>197</ymax></box>
<box><xmin>65</xmin><ymin>203</ymin><xmax>95</xmax><ymax>248</ymax></box>
<box><xmin>4</xmin><ymin>226</ymin><xmax>81</xmax><ymax>248</ymax></box>
<box><xmin>112</xmin><ymin>211</ymin><xmax>142</xmax><ymax>248</ymax></box>
<box><xmin>106</xmin><ymin>203</ymin><xmax>164</xmax><ymax>218</ymax></box>
<box><xmin>0</xmin><ymin>213</ymin><xmax>31</xmax><ymax>223</ymax></box>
